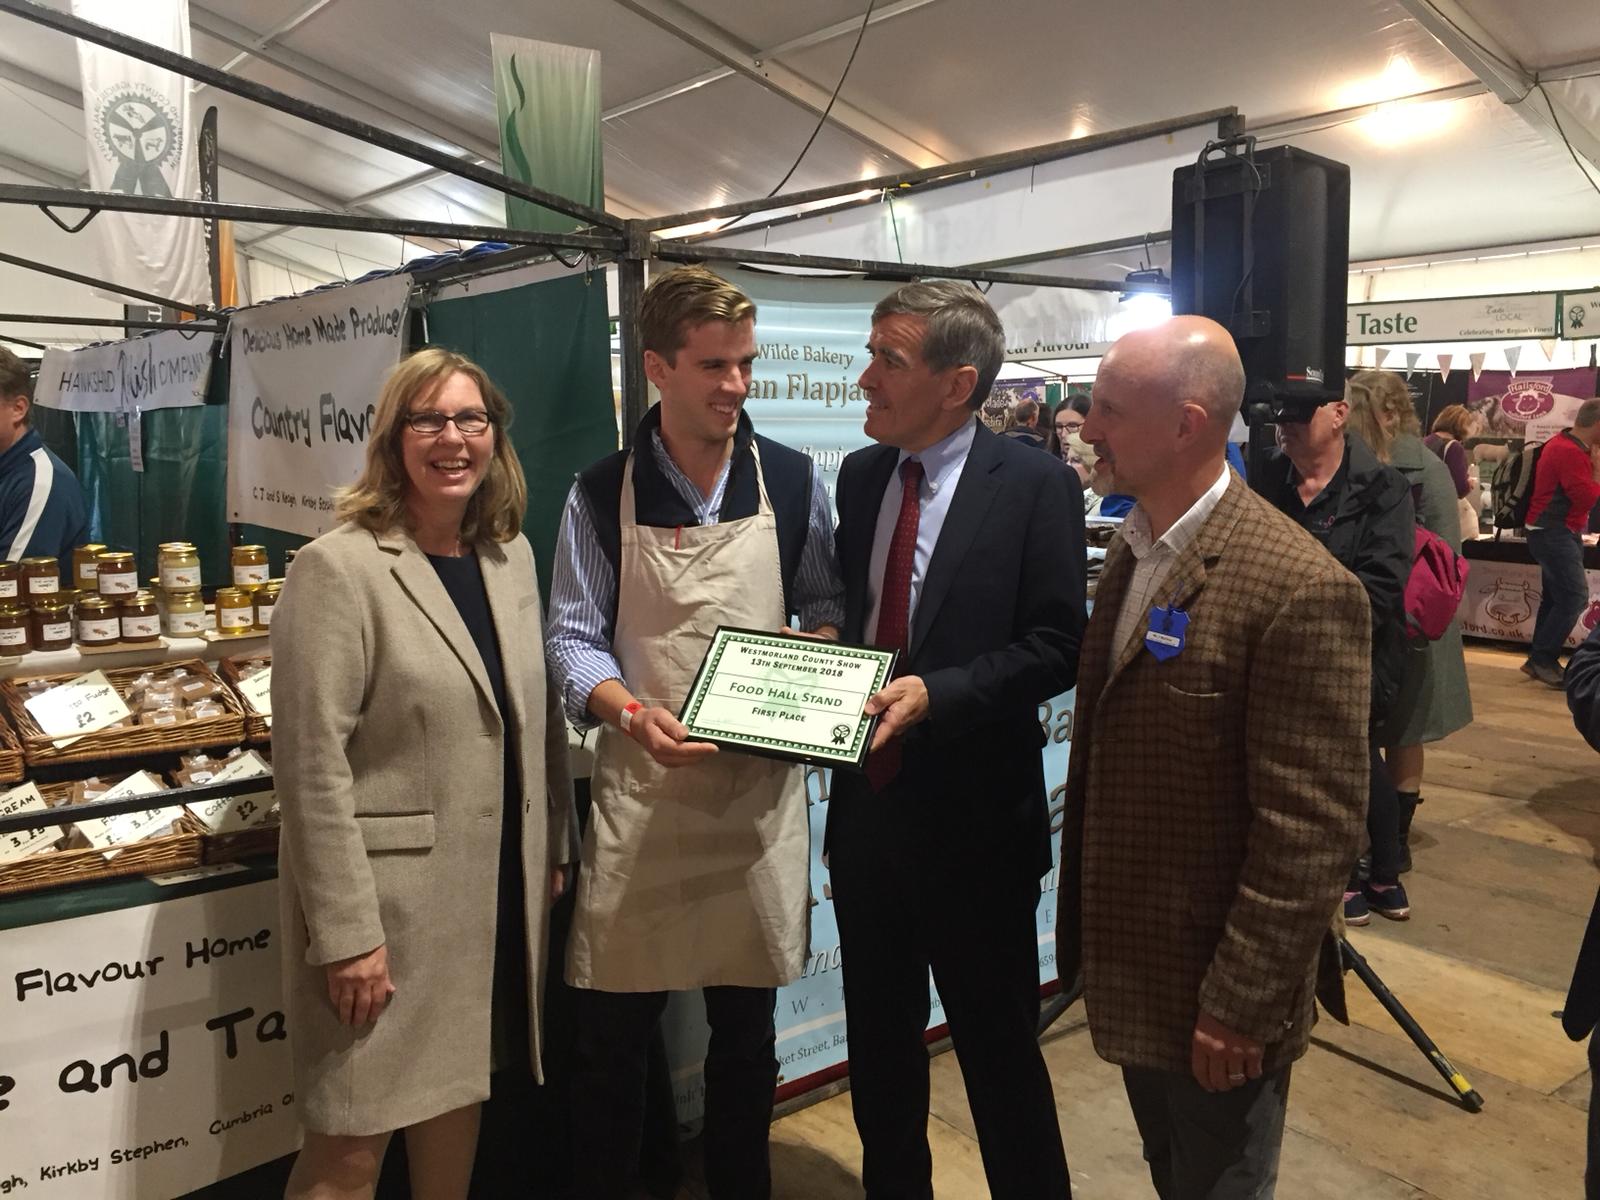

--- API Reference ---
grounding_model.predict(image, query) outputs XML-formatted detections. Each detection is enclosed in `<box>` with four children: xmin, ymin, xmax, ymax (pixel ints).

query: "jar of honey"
<box><xmin>158</xmin><ymin>545</ymin><xmax>201</xmax><ymax>592</ymax></box>
<box><xmin>20</xmin><ymin>557</ymin><xmax>60</xmax><ymax>598</ymax></box>
<box><xmin>95</xmin><ymin>551</ymin><xmax>138</xmax><ymax>596</ymax></box>
<box><xmin>162</xmin><ymin>589</ymin><xmax>210</xmax><ymax>636</ymax></box>
<box><xmin>72</xmin><ymin>544</ymin><xmax>107</xmax><ymax>591</ymax></box>
<box><xmin>0</xmin><ymin>561</ymin><xmax>20</xmax><ymax>600</ymax></box>
<box><xmin>0</xmin><ymin>600</ymin><xmax>30</xmax><ymax>653</ymax></box>
<box><xmin>215</xmin><ymin>587</ymin><xmax>255</xmax><ymax>634</ymax></box>
<box><xmin>75</xmin><ymin>595</ymin><xmax>120</xmax><ymax>647</ymax></box>
<box><xmin>118</xmin><ymin>591</ymin><xmax>161</xmax><ymax>644</ymax></box>
<box><xmin>29</xmin><ymin>598</ymin><xmax>73</xmax><ymax>652</ymax></box>
<box><xmin>253</xmin><ymin>581</ymin><xmax>282</xmax><ymax>630</ymax></box>
<box><xmin>231</xmin><ymin>545</ymin><xmax>269</xmax><ymax>589</ymax></box>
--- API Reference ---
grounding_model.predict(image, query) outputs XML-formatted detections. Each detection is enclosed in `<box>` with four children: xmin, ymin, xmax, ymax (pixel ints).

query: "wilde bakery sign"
<box><xmin>1346</xmin><ymin>293</ymin><xmax>1560</xmax><ymax>346</ymax></box>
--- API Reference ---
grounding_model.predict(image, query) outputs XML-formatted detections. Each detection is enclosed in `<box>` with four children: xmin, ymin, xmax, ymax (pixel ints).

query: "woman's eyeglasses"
<box><xmin>405</xmin><ymin>410</ymin><xmax>493</xmax><ymax>436</ymax></box>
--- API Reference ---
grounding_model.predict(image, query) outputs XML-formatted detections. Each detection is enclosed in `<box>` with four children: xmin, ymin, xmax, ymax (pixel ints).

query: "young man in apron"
<box><xmin>546</xmin><ymin>265</ymin><xmax>844</xmax><ymax>1199</ymax></box>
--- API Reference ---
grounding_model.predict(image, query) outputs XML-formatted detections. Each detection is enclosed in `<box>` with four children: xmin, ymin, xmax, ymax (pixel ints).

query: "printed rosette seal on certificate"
<box><xmin>678</xmin><ymin>627</ymin><xmax>897</xmax><ymax>769</ymax></box>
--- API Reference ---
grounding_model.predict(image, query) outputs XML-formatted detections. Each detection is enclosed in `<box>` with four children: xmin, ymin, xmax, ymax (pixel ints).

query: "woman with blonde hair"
<box><xmin>272</xmin><ymin>346</ymin><xmax>577</xmax><ymax>1199</ymax></box>
<box><xmin>1347</xmin><ymin>369</ymin><xmax>1473</xmax><ymax>879</ymax></box>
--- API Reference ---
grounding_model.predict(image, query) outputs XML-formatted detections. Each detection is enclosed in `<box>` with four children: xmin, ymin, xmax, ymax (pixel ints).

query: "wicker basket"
<box><xmin>0</xmin><ymin>780</ymin><xmax>202</xmax><ymax>896</ymax></box>
<box><xmin>198</xmin><ymin>821</ymin><xmax>280</xmax><ymax>864</ymax></box>
<box><xmin>217</xmin><ymin>651</ymin><xmax>272</xmax><ymax>746</ymax></box>
<box><xmin>0</xmin><ymin>659</ymin><xmax>247</xmax><ymax>768</ymax></box>
<box><xmin>0</xmin><ymin>718</ymin><xmax>23</xmax><ymax>784</ymax></box>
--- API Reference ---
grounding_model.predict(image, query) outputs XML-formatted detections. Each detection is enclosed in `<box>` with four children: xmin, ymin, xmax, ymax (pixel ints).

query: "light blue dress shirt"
<box><xmin>545</xmin><ymin>430</ymin><xmax>846</xmax><ymax>728</ymax></box>
<box><xmin>864</xmin><ymin>416</ymin><xmax>979</xmax><ymax>643</ymax></box>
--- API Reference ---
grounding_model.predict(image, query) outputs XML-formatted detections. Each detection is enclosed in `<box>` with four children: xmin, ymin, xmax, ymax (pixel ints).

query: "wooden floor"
<box><xmin>689</xmin><ymin>645</ymin><xmax>1598</xmax><ymax>1198</ymax></box>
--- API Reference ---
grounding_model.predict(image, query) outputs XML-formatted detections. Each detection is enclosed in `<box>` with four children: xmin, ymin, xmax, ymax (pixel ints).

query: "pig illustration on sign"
<box><xmin>1482</xmin><ymin>577</ymin><xmax>1539</xmax><ymax>625</ymax></box>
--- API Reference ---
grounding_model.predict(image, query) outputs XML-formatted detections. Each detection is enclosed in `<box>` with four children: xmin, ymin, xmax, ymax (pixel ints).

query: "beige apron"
<box><xmin>566</xmin><ymin>442</ymin><xmax>811</xmax><ymax>992</ymax></box>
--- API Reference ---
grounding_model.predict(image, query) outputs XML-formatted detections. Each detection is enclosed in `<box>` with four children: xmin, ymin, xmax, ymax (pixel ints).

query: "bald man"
<box><xmin>1056</xmin><ymin>318</ymin><xmax>1369</xmax><ymax>1199</ymax></box>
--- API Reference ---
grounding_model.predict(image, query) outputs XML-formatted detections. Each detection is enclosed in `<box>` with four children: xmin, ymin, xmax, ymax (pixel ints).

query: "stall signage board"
<box><xmin>33</xmin><ymin>329</ymin><xmax>216</xmax><ymax>415</ymax></box>
<box><xmin>227</xmin><ymin>275</ymin><xmax>411</xmax><ymax>537</ymax></box>
<box><xmin>1346</xmin><ymin>293</ymin><xmax>1560</xmax><ymax>345</ymax></box>
<box><xmin>0</xmin><ymin>878</ymin><xmax>299</xmax><ymax>1197</ymax></box>
<box><xmin>1564</xmin><ymin>288</ymin><xmax>1600</xmax><ymax>339</ymax></box>
<box><xmin>1467</xmin><ymin>368</ymin><xmax>1599</xmax><ymax>441</ymax></box>
<box><xmin>1461</xmin><ymin>558</ymin><xmax>1600</xmax><ymax>648</ymax></box>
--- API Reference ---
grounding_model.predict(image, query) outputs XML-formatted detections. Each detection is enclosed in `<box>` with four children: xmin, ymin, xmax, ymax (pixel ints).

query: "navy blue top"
<box><xmin>0</xmin><ymin>429</ymin><xmax>90</xmax><ymax>573</ymax></box>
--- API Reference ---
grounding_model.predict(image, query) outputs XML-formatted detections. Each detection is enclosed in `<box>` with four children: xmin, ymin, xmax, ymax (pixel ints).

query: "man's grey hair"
<box><xmin>873</xmin><ymin>280</ymin><xmax>1006</xmax><ymax>410</ymax></box>
<box><xmin>1577</xmin><ymin>398</ymin><xmax>1600</xmax><ymax>429</ymax></box>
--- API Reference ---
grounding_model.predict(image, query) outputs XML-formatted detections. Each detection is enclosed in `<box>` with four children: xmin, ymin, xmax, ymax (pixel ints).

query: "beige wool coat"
<box><xmin>271</xmin><ymin>522</ymin><xmax>577</xmax><ymax>1135</ymax></box>
<box><xmin>1057</xmin><ymin>473</ymin><xmax>1370</xmax><ymax>1077</ymax></box>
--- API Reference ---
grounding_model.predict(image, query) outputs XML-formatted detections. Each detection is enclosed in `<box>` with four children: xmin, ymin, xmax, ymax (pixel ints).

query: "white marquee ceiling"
<box><xmin>0</xmin><ymin>0</ymin><xmax>1597</xmax><ymax>339</ymax></box>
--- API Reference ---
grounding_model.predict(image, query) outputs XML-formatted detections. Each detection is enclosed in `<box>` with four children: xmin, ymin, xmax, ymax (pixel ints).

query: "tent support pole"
<box><xmin>0</xmin><ymin>249</ymin><xmax>207</xmax><ymax>314</ymax></box>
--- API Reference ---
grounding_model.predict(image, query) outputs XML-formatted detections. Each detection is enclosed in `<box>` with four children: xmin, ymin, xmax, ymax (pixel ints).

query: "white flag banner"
<box><xmin>33</xmin><ymin>329</ymin><xmax>215</xmax><ymax>414</ymax></box>
<box><xmin>1505</xmin><ymin>345</ymin><xmax>1523</xmax><ymax>376</ymax></box>
<box><xmin>1373</xmin><ymin>347</ymin><xmax>1392</xmax><ymax>370</ymax></box>
<box><xmin>71</xmin><ymin>0</ymin><xmax>210</xmax><ymax>308</ymax></box>
<box><xmin>1437</xmin><ymin>353</ymin><xmax>1452</xmax><ymax>383</ymax></box>
<box><xmin>1404</xmin><ymin>352</ymin><xmax>1421</xmax><ymax>379</ymax></box>
<box><xmin>1470</xmin><ymin>352</ymin><xmax>1487</xmax><ymax>381</ymax></box>
<box><xmin>227</xmin><ymin>275</ymin><xmax>411</xmax><ymax>537</ymax></box>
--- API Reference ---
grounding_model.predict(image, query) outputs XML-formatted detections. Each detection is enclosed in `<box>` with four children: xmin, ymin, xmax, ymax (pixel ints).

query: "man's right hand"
<box><xmin>629</xmin><ymin>706</ymin><xmax>719</xmax><ymax>768</ymax></box>
<box><xmin>326</xmin><ymin>944</ymin><xmax>395</xmax><ymax>1026</ymax></box>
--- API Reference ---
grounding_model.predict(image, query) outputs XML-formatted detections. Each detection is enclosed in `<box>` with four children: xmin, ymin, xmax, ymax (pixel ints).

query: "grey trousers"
<box><xmin>1121</xmin><ymin>1065</ymin><xmax>1291</xmax><ymax>1200</ymax></box>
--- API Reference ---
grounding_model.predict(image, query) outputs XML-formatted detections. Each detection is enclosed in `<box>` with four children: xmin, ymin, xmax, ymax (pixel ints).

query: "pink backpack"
<box><xmin>1405</xmin><ymin>526</ymin><xmax>1469</xmax><ymax>641</ymax></box>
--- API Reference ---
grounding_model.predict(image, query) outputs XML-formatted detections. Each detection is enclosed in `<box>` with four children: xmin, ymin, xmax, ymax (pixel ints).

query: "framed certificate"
<box><xmin>678</xmin><ymin>627</ymin><xmax>897</xmax><ymax>769</ymax></box>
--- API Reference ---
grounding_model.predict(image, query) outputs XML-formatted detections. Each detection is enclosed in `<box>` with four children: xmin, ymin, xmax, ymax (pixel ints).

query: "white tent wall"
<box><xmin>0</xmin><ymin>166</ymin><xmax>126</xmax><ymax>349</ymax></box>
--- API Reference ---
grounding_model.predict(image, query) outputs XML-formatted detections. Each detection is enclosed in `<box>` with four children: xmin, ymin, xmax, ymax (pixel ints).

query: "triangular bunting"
<box><xmin>1404</xmin><ymin>352</ymin><xmax>1421</xmax><ymax>379</ymax></box>
<box><xmin>1374</xmin><ymin>347</ymin><xmax>1392</xmax><ymax>370</ymax></box>
<box><xmin>1469</xmin><ymin>352</ymin><xmax>1486</xmax><ymax>381</ymax></box>
<box><xmin>1505</xmin><ymin>345</ymin><xmax>1522</xmax><ymax>376</ymax></box>
<box><xmin>1540</xmin><ymin>338</ymin><xmax>1559</xmax><ymax>362</ymax></box>
<box><xmin>1437</xmin><ymin>353</ymin><xmax>1452</xmax><ymax>383</ymax></box>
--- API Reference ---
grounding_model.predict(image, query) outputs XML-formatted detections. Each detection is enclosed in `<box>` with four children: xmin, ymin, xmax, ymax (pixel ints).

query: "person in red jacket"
<box><xmin>1523</xmin><ymin>399</ymin><xmax>1600</xmax><ymax>686</ymax></box>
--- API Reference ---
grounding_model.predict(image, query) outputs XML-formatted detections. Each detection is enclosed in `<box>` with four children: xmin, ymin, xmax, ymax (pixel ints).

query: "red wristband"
<box><xmin>619</xmin><ymin>701</ymin><xmax>643</xmax><ymax>736</ymax></box>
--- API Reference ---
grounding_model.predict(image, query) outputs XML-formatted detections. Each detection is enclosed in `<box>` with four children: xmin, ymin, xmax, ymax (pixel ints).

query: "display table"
<box><xmin>1460</xmin><ymin>535</ymin><xmax>1600</xmax><ymax>647</ymax></box>
<box><xmin>0</xmin><ymin>632</ymin><xmax>269</xmax><ymax>681</ymax></box>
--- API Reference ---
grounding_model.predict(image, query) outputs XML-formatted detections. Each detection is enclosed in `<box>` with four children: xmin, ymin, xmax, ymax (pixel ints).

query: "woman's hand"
<box><xmin>551</xmin><ymin>864</ymin><xmax>572</xmax><ymax>901</ymax></box>
<box><xmin>326</xmin><ymin>945</ymin><xmax>396</xmax><ymax>1026</ymax></box>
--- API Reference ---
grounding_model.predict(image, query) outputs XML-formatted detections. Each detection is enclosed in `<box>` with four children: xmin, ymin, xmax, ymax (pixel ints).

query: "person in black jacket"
<box><xmin>1564</xmin><ymin>625</ymin><xmax>1600</xmax><ymax>1200</ymax></box>
<box><xmin>1258</xmin><ymin>396</ymin><xmax>1415</xmax><ymax>925</ymax></box>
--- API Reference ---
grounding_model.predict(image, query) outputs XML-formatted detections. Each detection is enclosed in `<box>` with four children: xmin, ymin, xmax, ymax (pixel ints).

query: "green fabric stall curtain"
<box><xmin>72</xmin><ymin>351</ymin><xmax>307</xmax><ymax>587</ymax></box>
<box><xmin>426</xmin><ymin>271</ymin><xmax>618</xmax><ymax>598</ymax></box>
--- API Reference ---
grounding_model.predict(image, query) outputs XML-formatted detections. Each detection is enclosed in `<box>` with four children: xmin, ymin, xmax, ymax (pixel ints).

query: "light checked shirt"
<box><xmin>1112</xmin><ymin>464</ymin><xmax>1231</xmax><ymax>656</ymax></box>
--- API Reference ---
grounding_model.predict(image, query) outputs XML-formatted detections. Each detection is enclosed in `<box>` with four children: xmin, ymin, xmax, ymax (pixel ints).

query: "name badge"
<box><xmin>1145</xmin><ymin>604</ymin><xmax>1188</xmax><ymax>662</ymax></box>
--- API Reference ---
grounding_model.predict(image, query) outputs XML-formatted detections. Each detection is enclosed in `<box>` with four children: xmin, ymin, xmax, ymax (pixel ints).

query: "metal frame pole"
<box><xmin>0</xmin><ymin>313</ymin><xmax>224</xmax><ymax>332</ymax></box>
<box><xmin>0</xmin><ymin>333</ymin><xmax>49</xmax><ymax>351</ymax></box>
<box><xmin>0</xmin><ymin>184</ymin><xmax>624</xmax><ymax>252</ymax></box>
<box><xmin>643</xmin><ymin>108</ymin><xmax>1239</xmax><ymax>231</ymax></box>
<box><xmin>0</xmin><ymin>249</ymin><xmax>208</xmax><ymax>313</ymax></box>
<box><xmin>0</xmin><ymin>0</ymin><xmax>621</xmax><ymax>232</ymax></box>
<box><xmin>654</xmin><ymin>242</ymin><xmax>1171</xmax><ymax>294</ymax></box>
<box><xmin>617</xmin><ymin>221</ymin><xmax>650</xmax><ymax>447</ymax></box>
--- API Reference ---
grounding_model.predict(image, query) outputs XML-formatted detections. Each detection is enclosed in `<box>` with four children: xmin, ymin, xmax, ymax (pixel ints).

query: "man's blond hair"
<box><xmin>639</xmin><ymin>265</ymin><xmax>756</xmax><ymax>363</ymax></box>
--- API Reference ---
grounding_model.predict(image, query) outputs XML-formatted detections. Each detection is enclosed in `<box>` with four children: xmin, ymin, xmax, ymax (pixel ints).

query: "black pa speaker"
<box><xmin>1170</xmin><ymin>141</ymin><xmax>1351</xmax><ymax>408</ymax></box>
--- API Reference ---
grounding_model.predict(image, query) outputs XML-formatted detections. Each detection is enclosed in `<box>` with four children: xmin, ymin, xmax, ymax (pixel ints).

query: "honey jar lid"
<box><xmin>77</xmin><ymin>595</ymin><xmax>116</xmax><ymax>612</ymax></box>
<box><xmin>76</xmin><ymin>543</ymin><xmax>108</xmax><ymax>554</ymax></box>
<box><xmin>95</xmin><ymin>550</ymin><xmax>134</xmax><ymax>562</ymax></box>
<box><xmin>126</xmin><ymin>590</ymin><xmax>158</xmax><ymax>605</ymax></box>
<box><xmin>19</xmin><ymin>556</ymin><xmax>57</xmax><ymax>566</ymax></box>
<box><xmin>0</xmin><ymin>600</ymin><xmax>30</xmax><ymax>617</ymax></box>
<box><xmin>215</xmin><ymin>587</ymin><xmax>245</xmax><ymax>600</ymax></box>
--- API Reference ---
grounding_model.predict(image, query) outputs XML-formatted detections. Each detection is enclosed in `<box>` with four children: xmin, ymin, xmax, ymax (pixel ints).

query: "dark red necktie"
<box><xmin>866</xmin><ymin>458</ymin><xmax>923</xmax><ymax>791</ymax></box>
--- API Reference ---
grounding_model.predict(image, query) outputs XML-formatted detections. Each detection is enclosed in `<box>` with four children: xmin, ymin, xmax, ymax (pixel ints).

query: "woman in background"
<box><xmin>1427</xmin><ymin>403</ymin><xmax>1484</xmax><ymax>540</ymax></box>
<box><xmin>1347</xmin><ymin>370</ymin><xmax>1473</xmax><ymax>880</ymax></box>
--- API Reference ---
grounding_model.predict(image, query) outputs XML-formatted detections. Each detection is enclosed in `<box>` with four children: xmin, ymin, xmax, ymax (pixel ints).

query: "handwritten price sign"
<box><xmin>23</xmin><ymin>671</ymin><xmax>133</xmax><ymax>748</ymax></box>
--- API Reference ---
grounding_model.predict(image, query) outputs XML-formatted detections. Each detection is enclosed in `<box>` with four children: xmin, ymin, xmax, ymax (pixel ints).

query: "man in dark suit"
<box><xmin>828</xmin><ymin>280</ymin><xmax>1086</xmax><ymax>1199</ymax></box>
<box><xmin>1563</xmin><ymin>623</ymin><xmax>1600</xmax><ymax>1199</ymax></box>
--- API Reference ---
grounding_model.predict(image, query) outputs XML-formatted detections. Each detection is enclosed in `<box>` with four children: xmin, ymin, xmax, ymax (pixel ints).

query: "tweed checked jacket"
<box><xmin>1056</xmin><ymin>471</ymin><xmax>1369</xmax><ymax>1076</ymax></box>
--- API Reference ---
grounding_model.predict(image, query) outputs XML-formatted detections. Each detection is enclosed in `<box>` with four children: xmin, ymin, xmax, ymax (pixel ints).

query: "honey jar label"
<box><xmin>121</xmin><ymin>616</ymin><xmax>161</xmax><ymax>639</ymax></box>
<box><xmin>233</xmin><ymin>565</ymin><xmax>269</xmax><ymax>586</ymax></box>
<box><xmin>98</xmin><ymin>571</ymin><xmax>137</xmax><ymax>594</ymax></box>
<box><xmin>76</xmin><ymin>567</ymin><xmax>98</xmax><ymax>586</ymax></box>
<box><xmin>160</xmin><ymin>566</ymin><xmax>201</xmax><ymax>590</ymax></box>
<box><xmin>220</xmin><ymin>608</ymin><xmax>254</xmax><ymax>630</ymax></box>
<box><xmin>256</xmin><ymin>607</ymin><xmax>276</xmax><ymax>628</ymax></box>
<box><xmin>79</xmin><ymin>617</ymin><xmax>120</xmax><ymax>642</ymax></box>
<box><xmin>0</xmin><ymin>626</ymin><xmax>26</xmax><ymax>647</ymax></box>
<box><xmin>28</xmin><ymin>578</ymin><xmax>60</xmax><ymax>595</ymax></box>
<box><xmin>166</xmin><ymin>612</ymin><xmax>210</xmax><ymax>635</ymax></box>
<box><xmin>40</xmin><ymin>621</ymin><xmax>71</xmax><ymax>643</ymax></box>
<box><xmin>0</xmin><ymin>580</ymin><xmax>16</xmax><ymax>598</ymax></box>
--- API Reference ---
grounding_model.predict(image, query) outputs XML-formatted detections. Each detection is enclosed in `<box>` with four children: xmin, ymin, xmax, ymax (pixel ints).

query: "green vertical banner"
<box><xmin>491</xmin><ymin>33</ymin><xmax>604</xmax><ymax>233</ymax></box>
<box><xmin>426</xmin><ymin>272</ymin><xmax>617</xmax><ymax>599</ymax></box>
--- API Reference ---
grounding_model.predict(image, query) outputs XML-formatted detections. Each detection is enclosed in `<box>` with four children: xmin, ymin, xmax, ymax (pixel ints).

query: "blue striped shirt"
<box><xmin>545</xmin><ymin>431</ymin><xmax>845</xmax><ymax>728</ymax></box>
